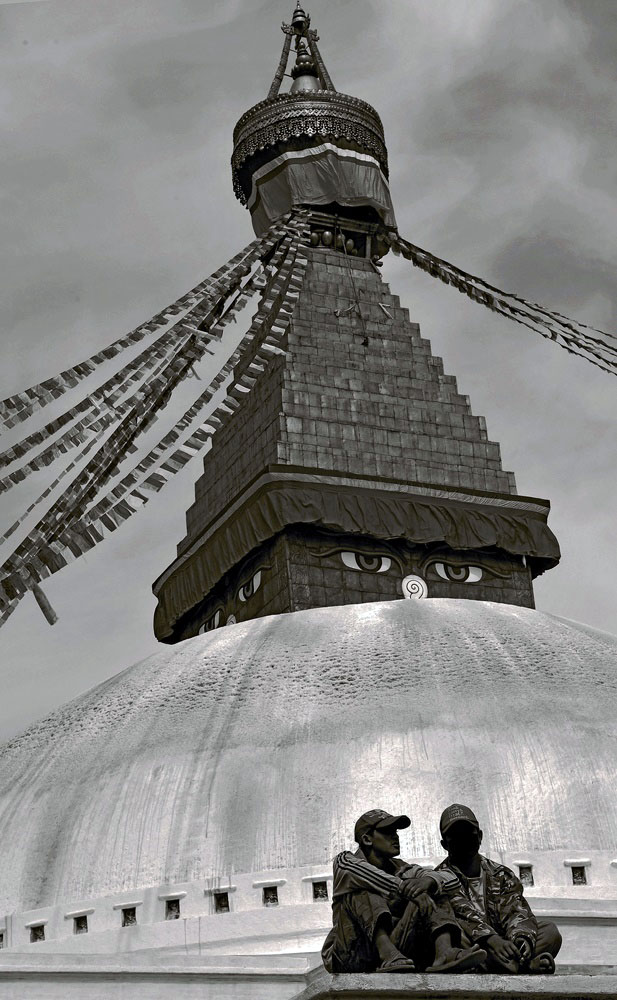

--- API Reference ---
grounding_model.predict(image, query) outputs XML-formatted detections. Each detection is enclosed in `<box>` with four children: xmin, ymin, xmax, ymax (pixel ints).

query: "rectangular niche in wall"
<box><xmin>301</xmin><ymin>872</ymin><xmax>331</xmax><ymax>902</ymax></box>
<box><xmin>165</xmin><ymin>898</ymin><xmax>181</xmax><ymax>920</ymax></box>
<box><xmin>29</xmin><ymin>924</ymin><xmax>45</xmax><ymax>943</ymax></box>
<box><xmin>121</xmin><ymin>906</ymin><xmax>137</xmax><ymax>927</ymax></box>
<box><xmin>214</xmin><ymin>892</ymin><xmax>230</xmax><ymax>914</ymax></box>
<box><xmin>0</xmin><ymin>932</ymin><xmax>4</xmax><ymax>949</ymax></box>
<box><xmin>312</xmin><ymin>880</ymin><xmax>329</xmax><ymax>901</ymax></box>
<box><xmin>518</xmin><ymin>865</ymin><xmax>534</xmax><ymax>887</ymax></box>
<box><xmin>73</xmin><ymin>914</ymin><xmax>88</xmax><ymax>934</ymax></box>
<box><xmin>571</xmin><ymin>866</ymin><xmax>587</xmax><ymax>886</ymax></box>
<box><xmin>313</xmin><ymin>882</ymin><xmax>328</xmax><ymax>903</ymax></box>
<box><xmin>262</xmin><ymin>885</ymin><xmax>279</xmax><ymax>907</ymax></box>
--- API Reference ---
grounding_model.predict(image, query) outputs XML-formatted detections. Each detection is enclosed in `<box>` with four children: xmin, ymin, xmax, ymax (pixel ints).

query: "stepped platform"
<box><xmin>295</xmin><ymin>965</ymin><xmax>617</xmax><ymax>1000</ymax></box>
<box><xmin>0</xmin><ymin>953</ymin><xmax>615</xmax><ymax>1000</ymax></box>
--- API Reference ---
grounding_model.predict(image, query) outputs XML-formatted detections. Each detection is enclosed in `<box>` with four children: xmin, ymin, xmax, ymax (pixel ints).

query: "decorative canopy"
<box><xmin>231</xmin><ymin>4</ymin><xmax>396</xmax><ymax>234</ymax></box>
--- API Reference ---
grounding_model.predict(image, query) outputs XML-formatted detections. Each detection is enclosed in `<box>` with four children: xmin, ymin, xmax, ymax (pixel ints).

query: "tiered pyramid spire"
<box><xmin>151</xmin><ymin>8</ymin><xmax>560</xmax><ymax>641</ymax></box>
<box><xmin>8</xmin><ymin>5</ymin><xmax>617</xmax><ymax>633</ymax></box>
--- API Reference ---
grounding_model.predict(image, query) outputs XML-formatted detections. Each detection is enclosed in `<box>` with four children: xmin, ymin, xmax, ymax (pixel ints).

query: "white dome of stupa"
<box><xmin>0</xmin><ymin>598</ymin><xmax>615</xmax><ymax>920</ymax></box>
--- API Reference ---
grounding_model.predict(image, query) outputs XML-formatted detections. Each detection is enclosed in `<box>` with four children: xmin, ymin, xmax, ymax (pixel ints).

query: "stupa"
<box><xmin>152</xmin><ymin>4</ymin><xmax>559</xmax><ymax>640</ymax></box>
<box><xmin>0</xmin><ymin>5</ymin><xmax>615</xmax><ymax>997</ymax></box>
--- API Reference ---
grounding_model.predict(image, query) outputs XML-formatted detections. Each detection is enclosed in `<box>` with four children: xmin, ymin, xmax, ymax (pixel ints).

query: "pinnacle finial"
<box><xmin>266</xmin><ymin>2</ymin><xmax>335</xmax><ymax>100</ymax></box>
<box><xmin>291</xmin><ymin>2</ymin><xmax>309</xmax><ymax>36</ymax></box>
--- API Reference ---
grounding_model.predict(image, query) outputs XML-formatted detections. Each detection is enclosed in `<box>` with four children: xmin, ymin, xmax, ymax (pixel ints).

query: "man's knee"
<box><xmin>550</xmin><ymin>924</ymin><xmax>563</xmax><ymax>955</ymax></box>
<box><xmin>536</xmin><ymin>919</ymin><xmax>562</xmax><ymax>958</ymax></box>
<box><xmin>536</xmin><ymin>919</ymin><xmax>562</xmax><ymax>957</ymax></box>
<box><xmin>323</xmin><ymin>895</ymin><xmax>389</xmax><ymax>974</ymax></box>
<box><xmin>347</xmin><ymin>890</ymin><xmax>392</xmax><ymax>932</ymax></box>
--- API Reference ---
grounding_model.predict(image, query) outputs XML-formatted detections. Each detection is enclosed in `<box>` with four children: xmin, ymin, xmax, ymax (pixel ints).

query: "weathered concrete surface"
<box><xmin>0</xmin><ymin>600</ymin><xmax>615</xmax><ymax>920</ymax></box>
<box><xmin>291</xmin><ymin>966</ymin><xmax>617</xmax><ymax>1000</ymax></box>
<box><xmin>0</xmin><ymin>952</ymin><xmax>314</xmax><ymax>1000</ymax></box>
<box><xmin>0</xmin><ymin>954</ymin><xmax>615</xmax><ymax>1000</ymax></box>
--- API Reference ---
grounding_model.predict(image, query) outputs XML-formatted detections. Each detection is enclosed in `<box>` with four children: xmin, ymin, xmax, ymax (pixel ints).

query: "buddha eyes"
<box><xmin>198</xmin><ymin>608</ymin><xmax>222</xmax><ymax>633</ymax></box>
<box><xmin>197</xmin><ymin>567</ymin><xmax>264</xmax><ymax>634</ymax></box>
<box><xmin>339</xmin><ymin>553</ymin><xmax>486</xmax><ymax>582</ymax></box>
<box><xmin>238</xmin><ymin>569</ymin><xmax>262</xmax><ymax>602</ymax></box>
<box><xmin>434</xmin><ymin>563</ymin><xmax>483</xmax><ymax>583</ymax></box>
<box><xmin>341</xmin><ymin>552</ymin><xmax>392</xmax><ymax>574</ymax></box>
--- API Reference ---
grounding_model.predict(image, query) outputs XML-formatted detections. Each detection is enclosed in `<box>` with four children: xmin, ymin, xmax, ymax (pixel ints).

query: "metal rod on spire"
<box><xmin>307</xmin><ymin>30</ymin><xmax>336</xmax><ymax>91</ymax></box>
<box><xmin>267</xmin><ymin>27</ymin><xmax>293</xmax><ymax>100</ymax></box>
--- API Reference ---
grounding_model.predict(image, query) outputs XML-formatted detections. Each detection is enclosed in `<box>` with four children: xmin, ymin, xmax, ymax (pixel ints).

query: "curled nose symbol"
<box><xmin>401</xmin><ymin>575</ymin><xmax>428</xmax><ymax>599</ymax></box>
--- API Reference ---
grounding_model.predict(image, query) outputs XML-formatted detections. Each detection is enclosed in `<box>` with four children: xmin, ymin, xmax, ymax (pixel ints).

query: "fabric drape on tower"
<box><xmin>153</xmin><ymin>475</ymin><xmax>560</xmax><ymax>639</ymax></box>
<box><xmin>247</xmin><ymin>142</ymin><xmax>396</xmax><ymax>235</ymax></box>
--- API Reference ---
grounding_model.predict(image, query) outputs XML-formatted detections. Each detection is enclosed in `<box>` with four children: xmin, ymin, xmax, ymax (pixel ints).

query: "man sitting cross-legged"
<box><xmin>321</xmin><ymin>809</ymin><xmax>487</xmax><ymax>974</ymax></box>
<box><xmin>435</xmin><ymin>804</ymin><xmax>562</xmax><ymax>974</ymax></box>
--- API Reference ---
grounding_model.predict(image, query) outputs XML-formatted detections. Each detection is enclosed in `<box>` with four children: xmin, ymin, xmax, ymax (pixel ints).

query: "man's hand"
<box><xmin>413</xmin><ymin>892</ymin><xmax>435</xmax><ymax>918</ymax></box>
<box><xmin>399</xmin><ymin>874</ymin><xmax>439</xmax><ymax>900</ymax></box>
<box><xmin>514</xmin><ymin>937</ymin><xmax>532</xmax><ymax>963</ymax></box>
<box><xmin>399</xmin><ymin>884</ymin><xmax>435</xmax><ymax>917</ymax></box>
<box><xmin>485</xmin><ymin>934</ymin><xmax>521</xmax><ymax>968</ymax></box>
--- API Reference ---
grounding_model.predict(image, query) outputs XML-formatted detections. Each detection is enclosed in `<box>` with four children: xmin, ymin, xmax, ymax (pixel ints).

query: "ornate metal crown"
<box><xmin>232</xmin><ymin>90</ymin><xmax>389</xmax><ymax>205</ymax></box>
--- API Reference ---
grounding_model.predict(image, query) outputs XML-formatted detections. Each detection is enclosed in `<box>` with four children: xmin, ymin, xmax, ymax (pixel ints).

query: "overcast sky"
<box><xmin>0</xmin><ymin>0</ymin><xmax>615</xmax><ymax>742</ymax></box>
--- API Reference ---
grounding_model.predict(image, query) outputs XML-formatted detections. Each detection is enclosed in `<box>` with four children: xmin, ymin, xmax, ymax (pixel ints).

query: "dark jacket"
<box><xmin>435</xmin><ymin>854</ymin><xmax>538</xmax><ymax>947</ymax></box>
<box><xmin>322</xmin><ymin>847</ymin><xmax>462</xmax><ymax>973</ymax></box>
<box><xmin>331</xmin><ymin>847</ymin><xmax>460</xmax><ymax>900</ymax></box>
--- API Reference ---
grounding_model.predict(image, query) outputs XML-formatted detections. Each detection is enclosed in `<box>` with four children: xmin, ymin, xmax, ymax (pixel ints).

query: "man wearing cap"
<box><xmin>321</xmin><ymin>809</ymin><xmax>487</xmax><ymax>974</ymax></box>
<box><xmin>435</xmin><ymin>804</ymin><xmax>562</xmax><ymax>974</ymax></box>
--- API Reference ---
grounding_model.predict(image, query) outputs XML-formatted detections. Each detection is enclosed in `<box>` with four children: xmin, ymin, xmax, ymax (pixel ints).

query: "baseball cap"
<box><xmin>354</xmin><ymin>809</ymin><xmax>411</xmax><ymax>843</ymax></box>
<box><xmin>439</xmin><ymin>804</ymin><xmax>480</xmax><ymax>835</ymax></box>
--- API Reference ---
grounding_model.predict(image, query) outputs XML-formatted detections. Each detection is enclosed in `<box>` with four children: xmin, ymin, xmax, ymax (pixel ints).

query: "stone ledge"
<box><xmin>291</xmin><ymin>968</ymin><xmax>617</xmax><ymax>1000</ymax></box>
<box><xmin>0</xmin><ymin>952</ymin><xmax>315</xmax><ymax>999</ymax></box>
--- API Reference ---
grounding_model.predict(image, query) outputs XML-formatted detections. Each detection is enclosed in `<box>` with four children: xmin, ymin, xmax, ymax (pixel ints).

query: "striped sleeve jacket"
<box><xmin>331</xmin><ymin>848</ymin><xmax>461</xmax><ymax>901</ymax></box>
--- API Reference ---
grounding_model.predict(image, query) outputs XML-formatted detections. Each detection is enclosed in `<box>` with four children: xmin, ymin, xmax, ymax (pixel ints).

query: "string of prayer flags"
<box><xmin>0</xmin><ymin>213</ymin><xmax>298</xmax><ymax>431</ymax></box>
<box><xmin>60</xmin><ymin>227</ymin><xmax>310</xmax><ymax>561</ymax></box>
<box><xmin>0</xmin><ymin>216</ymin><xmax>299</xmax><ymax>498</ymax></box>
<box><xmin>0</xmin><ymin>212</ymin><xmax>310</xmax><ymax>625</ymax></box>
<box><xmin>0</xmin><ymin>416</ymin><xmax>116</xmax><ymax>546</ymax></box>
<box><xmin>54</xmin><ymin>223</ymin><xmax>307</xmax><ymax>535</ymax></box>
<box><xmin>388</xmin><ymin>232</ymin><xmax>617</xmax><ymax>377</ymax></box>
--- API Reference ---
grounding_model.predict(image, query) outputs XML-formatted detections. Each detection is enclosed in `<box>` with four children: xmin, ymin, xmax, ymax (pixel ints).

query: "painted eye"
<box><xmin>341</xmin><ymin>552</ymin><xmax>392</xmax><ymax>574</ymax></box>
<box><xmin>238</xmin><ymin>569</ymin><xmax>262</xmax><ymax>602</ymax></box>
<box><xmin>198</xmin><ymin>609</ymin><xmax>222</xmax><ymax>634</ymax></box>
<box><xmin>434</xmin><ymin>563</ymin><xmax>483</xmax><ymax>583</ymax></box>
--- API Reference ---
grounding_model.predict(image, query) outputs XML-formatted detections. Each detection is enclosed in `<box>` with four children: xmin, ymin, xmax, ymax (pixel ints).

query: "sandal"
<box><xmin>377</xmin><ymin>956</ymin><xmax>417</xmax><ymax>973</ymax></box>
<box><xmin>528</xmin><ymin>952</ymin><xmax>556</xmax><ymax>975</ymax></box>
<box><xmin>426</xmin><ymin>945</ymin><xmax>487</xmax><ymax>973</ymax></box>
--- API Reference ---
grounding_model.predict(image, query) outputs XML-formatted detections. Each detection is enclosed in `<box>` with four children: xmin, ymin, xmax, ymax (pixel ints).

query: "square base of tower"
<box><xmin>153</xmin><ymin>243</ymin><xmax>560</xmax><ymax>642</ymax></box>
<box><xmin>171</xmin><ymin>522</ymin><xmax>535</xmax><ymax>641</ymax></box>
